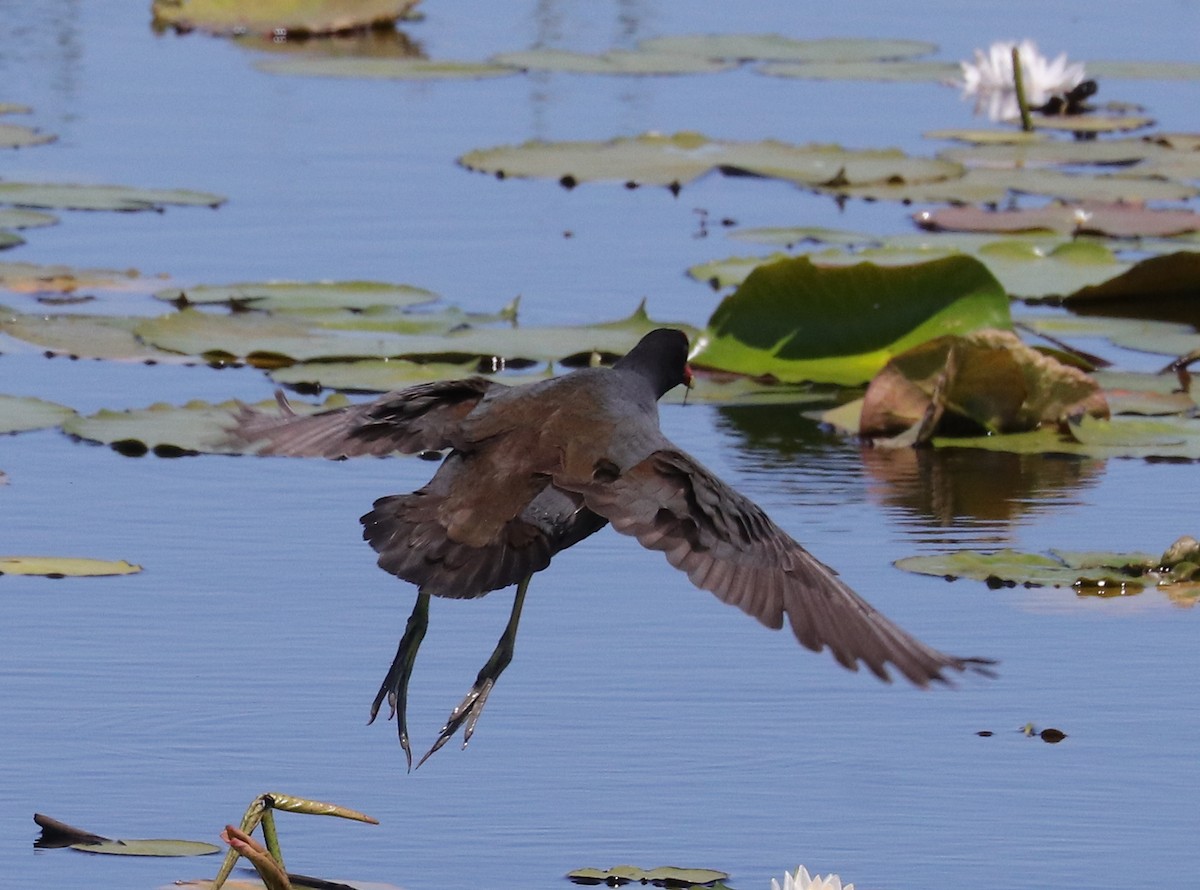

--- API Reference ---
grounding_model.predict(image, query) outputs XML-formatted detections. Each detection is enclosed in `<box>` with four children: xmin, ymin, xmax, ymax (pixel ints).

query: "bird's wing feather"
<box><xmin>567</xmin><ymin>448</ymin><xmax>992</xmax><ymax>687</ymax></box>
<box><xmin>228</xmin><ymin>378</ymin><xmax>497</xmax><ymax>458</ymax></box>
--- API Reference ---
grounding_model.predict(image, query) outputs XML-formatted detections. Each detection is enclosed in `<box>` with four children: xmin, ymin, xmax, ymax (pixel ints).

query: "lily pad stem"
<box><xmin>1011</xmin><ymin>46</ymin><xmax>1034</xmax><ymax>132</ymax></box>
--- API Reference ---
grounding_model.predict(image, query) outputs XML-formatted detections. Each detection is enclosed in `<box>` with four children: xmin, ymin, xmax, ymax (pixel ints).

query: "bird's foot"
<box><xmin>368</xmin><ymin>592</ymin><xmax>429</xmax><ymax>771</ymax></box>
<box><xmin>415</xmin><ymin>576</ymin><xmax>529</xmax><ymax>768</ymax></box>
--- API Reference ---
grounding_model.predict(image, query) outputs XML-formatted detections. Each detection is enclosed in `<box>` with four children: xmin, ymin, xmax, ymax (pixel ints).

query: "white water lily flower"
<box><xmin>770</xmin><ymin>865</ymin><xmax>855</xmax><ymax>890</ymax></box>
<box><xmin>960</xmin><ymin>39</ymin><xmax>1086</xmax><ymax>120</ymax></box>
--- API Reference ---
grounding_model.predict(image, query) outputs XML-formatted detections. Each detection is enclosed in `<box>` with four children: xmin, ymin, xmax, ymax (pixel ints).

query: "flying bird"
<box><xmin>231</xmin><ymin>328</ymin><xmax>992</xmax><ymax>768</ymax></box>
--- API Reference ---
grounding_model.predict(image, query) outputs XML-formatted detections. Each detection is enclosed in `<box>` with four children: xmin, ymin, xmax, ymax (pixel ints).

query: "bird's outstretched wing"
<box><xmin>569</xmin><ymin>448</ymin><xmax>993</xmax><ymax>687</ymax></box>
<box><xmin>228</xmin><ymin>378</ymin><xmax>497</xmax><ymax>458</ymax></box>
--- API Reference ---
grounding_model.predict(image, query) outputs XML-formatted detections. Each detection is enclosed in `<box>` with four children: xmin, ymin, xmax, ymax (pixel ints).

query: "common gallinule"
<box><xmin>232</xmin><ymin>328</ymin><xmax>992</xmax><ymax>768</ymax></box>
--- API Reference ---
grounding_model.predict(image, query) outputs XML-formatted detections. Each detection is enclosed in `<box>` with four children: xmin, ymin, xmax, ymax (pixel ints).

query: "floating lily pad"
<box><xmin>0</xmin><ymin>182</ymin><xmax>225</xmax><ymax>212</ymax></box>
<box><xmin>490</xmin><ymin>48</ymin><xmax>733</xmax><ymax>75</ymax></box>
<box><xmin>267</xmin><ymin>358</ymin><xmax>479</xmax><ymax>392</ymax></box>
<box><xmin>915</xmin><ymin>203</ymin><xmax>1200</xmax><ymax>238</ymax></box>
<box><xmin>567</xmin><ymin>864</ymin><xmax>729</xmax><ymax>886</ymax></box>
<box><xmin>151</xmin><ymin>0</ymin><xmax>420</xmax><ymax>36</ymax></box>
<box><xmin>155</xmin><ymin>280</ymin><xmax>438</xmax><ymax>313</ymax></box>
<box><xmin>0</xmin><ymin>122</ymin><xmax>56</xmax><ymax>149</ymax></box>
<box><xmin>0</xmin><ymin>261</ymin><xmax>152</xmax><ymax>296</ymax></box>
<box><xmin>0</xmin><ymin>556</ymin><xmax>142</xmax><ymax>577</ymax></box>
<box><xmin>694</xmin><ymin>254</ymin><xmax>1011</xmax><ymax>385</ymax></box>
<box><xmin>759</xmin><ymin>59</ymin><xmax>957</xmax><ymax>82</ymax></box>
<box><xmin>637</xmin><ymin>34</ymin><xmax>936</xmax><ymax>63</ymax></box>
<box><xmin>135</xmin><ymin>305</ymin><xmax>692</xmax><ymax>367</ymax></box>
<box><xmin>0</xmin><ymin>394</ymin><xmax>76</xmax><ymax>433</ymax></box>
<box><xmin>1087</xmin><ymin>60</ymin><xmax>1200</xmax><ymax>80</ymax></box>
<box><xmin>925</xmin><ymin>128</ymin><xmax>1052</xmax><ymax>145</ymax></box>
<box><xmin>256</xmin><ymin>57</ymin><xmax>516</xmax><ymax>80</ymax></box>
<box><xmin>1063</xmin><ymin>251</ymin><xmax>1200</xmax><ymax>303</ymax></box>
<box><xmin>61</xmin><ymin>396</ymin><xmax>350</xmax><ymax>457</ymax></box>
<box><xmin>1019</xmin><ymin>314</ymin><xmax>1200</xmax><ymax>359</ymax></box>
<box><xmin>0</xmin><ymin>208</ymin><xmax>57</xmax><ymax>229</ymax></box>
<box><xmin>940</xmin><ymin>137</ymin><xmax>1166</xmax><ymax>168</ymax></box>
<box><xmin>460</xmin><ymin>131</ymin><xmax>962</xmax><ymax>190</ymax></box>
<box><xmin>934</xmin><ymin>414</ymin><xmax>1200</xmax><ymax>459</ymax></box>
<box><xmin>0</xmin><ymin>310</ymin><xmax>190</xmax><ymax>362</ymax></box>
<box><xmin>897</xmin><ymin>536</ymin><xmax>1198</xmax><ymax>592</ymax></box>
<box><xmin>72</xmin><ymin>838</ymin><xmax>221</xmax><ymax>857</ymax></box>
<box><xmin>1028</xmin><ymin>112</ymin><xmax>1155</xmax><ymax>134</ymax></box>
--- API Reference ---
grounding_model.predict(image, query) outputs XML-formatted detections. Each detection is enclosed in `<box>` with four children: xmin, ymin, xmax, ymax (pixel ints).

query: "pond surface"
<box><xmin>2</xmin><ymin>2</ymin><xmax>1198</xmax><ymax>889</ymax></box>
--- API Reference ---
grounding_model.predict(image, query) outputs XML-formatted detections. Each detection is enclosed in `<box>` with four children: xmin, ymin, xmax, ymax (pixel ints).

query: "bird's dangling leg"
<box><xmin>369</xmin><ymin>591</ymin><xmax>430</xmax><ymax>772</ymax></box>
<box><xmin>416</xmin><ymin>575</ymin><xmax>531</xmax><ymax>768</ymax></box>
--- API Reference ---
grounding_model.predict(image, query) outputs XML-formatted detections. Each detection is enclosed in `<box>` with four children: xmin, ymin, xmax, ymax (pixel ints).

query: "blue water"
<box><xmin>2</xmin><ymin>2</ymin><xmax>1198</xmax><ymax>889</ymax></box>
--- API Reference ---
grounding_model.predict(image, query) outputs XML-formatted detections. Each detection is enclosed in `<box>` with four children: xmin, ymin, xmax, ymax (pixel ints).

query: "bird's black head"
<box><xmin>616</xmin><ymin>328</ymin><xmax>693</xmax><ymax>399</ymax></box>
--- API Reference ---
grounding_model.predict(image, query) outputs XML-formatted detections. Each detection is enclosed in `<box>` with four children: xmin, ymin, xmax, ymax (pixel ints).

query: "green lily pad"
<box><xmin>61</xmin><ymin>396</ymin><xmax>352</xmax><ymax>457</ymax></box>
<box><xmin>895</xmin><ymin>549</ymin><xmax>1147</xmax><ymax>589</ymax></box>
<box><xmin>257</xmin><ymin>56</ymin><xmax>516</xmax><ymax>80</ymax></box>
<box><xmin>1087</xmin><ymin>60</ymin><xmax>1200</xmax><ymax>80</ymax></box>
<box><xmin>637</xmin><ymin>34</ymin><xmax>936</xmax><ymax>63</ymax></box>
<box><xmin>135</xmin><ymin>305</ymin><xmax>693</xmax><ymax>366</ymax></box>
<box><xmin>759</xmin><ymin>59</ymin><xmax>958</xmax><ymax>82</ymax></box>
<box><xmin>0</xmin><ymin>556</ymin><xmax>142</xmax><ymax>577</ymax></box>
<box><xmin>71</xmin><ymin>838</ymin><xmax>220</xmax><ymax>856</ymax></box>
<box><xmin>267</xmin><ymin>358</ymin><xmax>479</xmax><ymax>392</ymax></box>
<box><xmin>1028</xmin><ymin>112</ymin><xmax>1155</xmax><ymax>134</ymax></box>
<box><xmin>0</xmin><ymin>122</ymin><xmax>56</xmax><ymax>149</ymax></box>
<box><xmin>925</xmin><ymin>128</ymin><xmax>1053</xmax><ymax>145</ymax></box>
<box><xmin>694</xmin><ymin>254</ymin><xmax>1011</xmax><ymax>385</ymax></box>
<box><xmin>0</xmin><ymin>208</ymin><xmax>57</xmax><ymax>229</ymax></box>
<box><xmin>897</xmin><ymin>536</ymin><xmax>1198</xmax><ymax>592</ymax></box>
<box><xmin>915</xmin><ymin>203</ymin><xmax>1200</xmax><ymax>238</ymax></box>
<box><xmin>1092</xmin><ymin>370</ymin><xmax>1197</xmax><ymax>416</ymax></box>
<box><xmin>933</xmin><ymin>414</ymin><xmax>1200</xmax><ymax>459</ymax></box>
<box><xmin>151</xmin><ymin>0</ymin><xmax>419</xmax><ymax>36</ymax></box>
<box><xmin>460</xmin><ymin>131</ymin><xmax>962</xmax><ymax>190</ymax></box>
<box><xmin>1018</xmin><ymin>314</ymin><xmax>1200</xmax><ymax>359</ymax></box>
<box><xmin>728</xmin><ymin>226</ymin><xmax>878</xmax><ymax>248</ymax></box>
<box><xmin>155</xmin><ymin>280</ymin><xmax>438</xmax><ymax>313</ymax></box>
<box><xmin>0</xmin><ymin>230</ymin><xmax>22</xmax><ymax>249</ymax></box>
<box><xmin>490</xmin><ymin>48</ymin><xmax>733</xmax><ymax>75</ymax></box>
<box><xmin>0</xmin><ymin>394</ymin><xmax>76</xmax><ymax>433</ymax></box>
<box><xmin>0</xmin><ymin>182</ymin><xmax>225</xmax><ymax>212</ymax></box>
<box><xmin>940</xmin><ymin>137</ymin><xmax>1167</xmax><ymax>168</ymax></box>
<box><xmin>0</xmin><ymin>310</ymin><xmax>190</xmax><ymax>362</ymax></box>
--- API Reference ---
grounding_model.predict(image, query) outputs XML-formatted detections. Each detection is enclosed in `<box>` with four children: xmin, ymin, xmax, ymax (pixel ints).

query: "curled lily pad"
<box><xmin>460</xmin><ymin>131</ymin><xmax>962</xmax><ymax>190</ymax></box>
<box><xmin>0</xmin><ymin>394</ymin><xmax>75</xmax><ymax>433</ymax></box>
<box><xmin>0</xmin><ymin>122</ymin><xmax>56</xmax><ymax>149</ymax></box>
<box><xmin>694</xmin><ymin>254</ymin><xmax>1011</xmax><ymax>385</ymax></box>
<box><xmin>151</xmin><ymin>0</ymin><xmax>420</xmax><ymax>36</ymax></box>
<box><xmin>852</xmin><ymin>329</ymin><xmax>1108</xmax><ymax>443</ymax></box>
<box><xmin>1062</xmin><ymin>251</ymin><xmax>1200</xmax><ymax>303</ymax></box>
<box><xmin>637</xmin><ymin>34</ymin><xmax>936</xmax><ymax>63</ymax></box>
<box><xmin>256</xmin><ymin>56</ymin><xmax>517</xmax><ymax>80</ymax></box>
<box><xmin>0</xmin><ymin>182</ymin><xmax>225</xmax><ymax>211</ymax></box>
<box><xmin>0</xmin><ymin>556</ymin><xmax>142</xmax><ymax>577</ymax></box>
<box><xmin>490</xmin><ymin>48</ymin><xmax>733</xmax><ymax>75</ymax></box>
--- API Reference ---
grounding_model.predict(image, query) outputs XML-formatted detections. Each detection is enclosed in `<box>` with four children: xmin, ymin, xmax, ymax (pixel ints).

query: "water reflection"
<box><xmin>713</xmin><ymin>402</ymin><xmax>1104</xmax><ymax>545</ymax></box>
<box><xmin>0</xmin><ymin>0</ymin><xmax>83</xmax><ymax>118</ymax></box>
